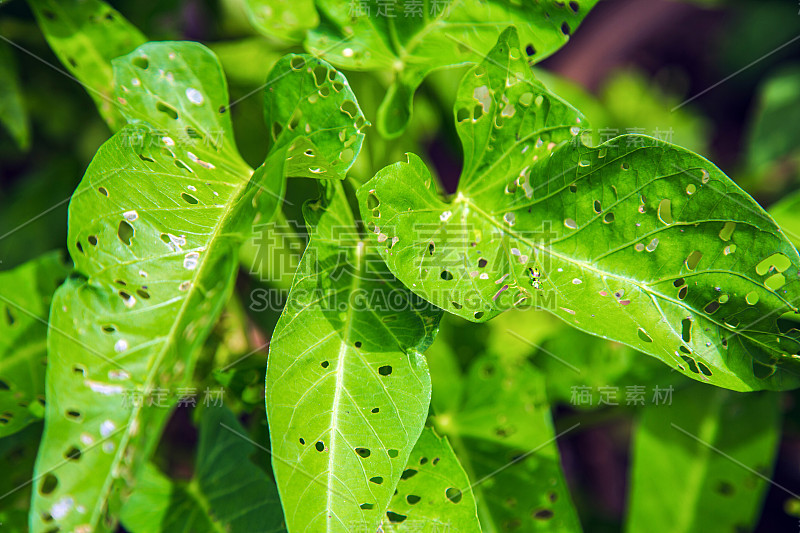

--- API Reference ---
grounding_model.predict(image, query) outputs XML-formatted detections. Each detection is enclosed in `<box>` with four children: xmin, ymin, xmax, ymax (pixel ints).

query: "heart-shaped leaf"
<box><xmin>308</xmin><ymin>2</ymin><xmax>598</xmax><ymax>137</ymax></box>
<box><xmin>358</xmin><ymin>27</ymin><xmax>800</xmax><ymax>391</ymax></box>
<box><xmin>266</xmin><ymin>181</ymin><xmax>442</xmax><ymax>532</ymax></box>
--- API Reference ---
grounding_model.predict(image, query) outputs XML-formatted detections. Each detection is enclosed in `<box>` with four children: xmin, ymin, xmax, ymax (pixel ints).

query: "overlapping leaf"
<box><xmin>359</xmin><ymin>27</ymin><xmax>800</xmax><ymax>391</ymax></box>
<box><xmin>381</xmin><ymin>427</ymin><xmax>481</xmax><ymax>532</ymax></box>
<box><xmin>308</xmin><ymin>0</ymin><xmax>598</xmax><ymax>137</ymax></box>
<box><xmin>430</xmin><ymin>353</ymin><xmax>582</xmax><ymax>532</ymax></box>
<box><xmin>0</xmin><ymin>251</ymin><xmax>70</xmax><ymax>438</ymax></box>
<box><xmin>0</xmin><ymin>41</ymin><xmax>29</xmax><ymax>149</ymax></box>
<box><xmin>120</xmin><ymin>406</ymin><xmax>285</xmax><ymax>533</ymax></box>
<box><xmin>266</xmin><ymin>181</ymin><xmax>442</xmax><ymax>532</ymax></box>
<box><xmin>28</xmin><ymin>0</ymin><xmax>146</xmax><ymax>130</ymax></box>
<box><xmin>243</xmin><ymin>0</ymin><xmax>319</xmax><ymax>43</ymax></box>
<box><xmin>626</xmin><ymin>385</ymin><xmax>781</xmax><ymax>533</ymax></box>
<box><xmin>29</xmin><ymin>43</ymin><xmax>364</xmax><ymax>533</ymax></box>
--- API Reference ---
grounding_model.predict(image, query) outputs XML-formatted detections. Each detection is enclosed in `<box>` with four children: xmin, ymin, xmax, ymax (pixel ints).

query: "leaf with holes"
<box><xmin>243</xmin><ymin>0</ymin><xmax>319</xmax><ymax>43</ymax></box>
<box><xmin>28</xmin><ymin>0</ymin><xmax>145</xmax><ymax>130</ymax></box>
<box><xmin>308</xmin><ymin>2</ymin><xmax>598</xmax><ymax>137</ymax></box>
<box><xmin>29</xmin><ymin>42</ymin><xmax>364</xmax><ymax>533</ymax></box>
<box><xmin>430</xmin><ymin>354</ymin><xmax>582</xmax><ymax>532</ymax></box>
<box><xmin>359</xmin><ymin>27</ymin><xmax>800</xmax><ymax>392</ymax></box>
<box><xmin>626</xmin><ymin>385</ymin><xmax>781</xmax><ymax>533</ymax></box>
<box><xmin>266</xmin><ymin>181</ymin><xmax>442</xmax><ymax>532</ymax></box>
<box><xmin>119</xmin><ymin>406</ymin><xmax>285</xmax><ymax>533</ymax></box>
<box><xmin>381</xmin><ymin>427</ymin><xmax>480</xmax><ymax>532</ymax></box>
<box><xmin>0</xmin><ymin>251</ymin><xmax>71</xmax><ymax>438</ymax></box>
<box><xmin>0</xmin><ymin>40</ymin><xmax>30</xmax><ymax>150</ymax></box>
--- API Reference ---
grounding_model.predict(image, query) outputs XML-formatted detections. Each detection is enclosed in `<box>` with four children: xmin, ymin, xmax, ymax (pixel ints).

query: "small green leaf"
<box><xmin>359</xmin><ymin>27</ymin><xmax>800</xmax><ymax>391</ymax></box>
<box><xmin>263</xmin><ymin>53</ymin><xmax>368</xmax><ymax>179</ymax></box>
<box><xmin>746</xmin><ymin>65</ymin><xmax>800</xmax><ymax>172</ymax></box>
<box><xmin>266</xmin><ymin>181</ymin><xmax>442</xmax><ymax>532</ymax></box>
<box><xmin>308</xmin><ymin>2</ymin><xmax>598</xmax><ymax>137</ymax></box>
<box><xmin>0</xmin><ymin>41</ymin><xmax>30</xmax><ymax>149</ymax></box>
<box><xmin>28</xmin><ymin>0</ymin><xmax>146</xmax><ymax>130</ymax></box>
<box><xmin>431</xmin><ymin>355</ymin><xmax>581</xmax><ymax>532</ymax></box>
<box><xmin>120</xmin><ymin>406</ymin><xmax>285</xmax><ymax>533</ymax></box>
<box><xmin>243</xmin><ymin>0</ymin><xmax>319</xmax><ymax>43</ymax></box>
<box><xmin>626</xmin><ymin>385</ymin><xmax>781</xmax><ymax>533</ymax></box>
<box><xmin>0</xmin><ymin>251</ymin><xmax>71</xmax><ymax>438</ymax></box>
<box><xmin>112</xmin><ymin>41</ymin><xmax>246</xmax><ymax>168</ymax></box>
<box><xmin>381</xmin><ymin>427</ymin><xmax>481</xmax><ymax>532</ymax></box>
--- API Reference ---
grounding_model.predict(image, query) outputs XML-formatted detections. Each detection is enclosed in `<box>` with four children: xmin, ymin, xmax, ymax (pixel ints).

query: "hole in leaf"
<box><xmin>369</xmin><ymin>476</ymin><xmax>383</xmax><ymax>484</ymax></box>
<box><xmin>440</xmin><ymin>270</ymin><xmax>453</xmax><ymax>281</ymax></box>
<box><xmin>534</xmin><ymin>509</ymin><xmax>554</xmax><ymax>520</ymax></box>
<box><xmin>40</xmin><ymin>474</ymin><xmax>58</xmax><ymax>495</ymax></box>
<box><xmin>603</xmin><ymin>212</ymin><xmax>615</xmax><ymax>224</ymax></box>
<box><xmin>378</xmin><ymin>365</ymin><xmax>393</xmax><ymax>376</ymax></box>
<box><xmin>719</xmin><ymin>221</ymin><xmax>736</xmax><ymax>241</ymax></box>
<box><xmin>181</xmin><ymin>193</ymin><xmax>199</xmax><ymax>204</ymax></box>
<box><xmin>64</xmin><ymin>446</ymin><xmax>82</xmax><ymax>461</ymax></box>
<box><xmin>320</xmin><ymin>361</ymin><xmax>329</xmax><ymax>368</ymax></box>
<box><xmin>401</xmin><ymin>469</ymin><xmax>418</xmax><ymax>480</ymax></box>
<box><xmin>156</xmin><ymin>102</ymin><xmax>178</xmax><ymax>120</ymax></box>
<box><xmin>388</xmin><ymin>449</ymin><xmax>399</xmax><ymax>458</ymax></box>
<box><xmin>681</xmin><ymin>318</ymin><xmax>692</xmax><ymax>343</ymax></box>
<box><xmin>371</xmin><ymin>407</ymin><xmax>379</xmax><ymax>413</ymax></box>
<box><xmin>678</xmin><ymin>286</ymin><xmax>688</xmax><ymax>300</ymax></box>
<box><xmin>445</xmin><ymin>487</ymin><xmax>463</xmax><ymax>503</ymax></box>
<box><xmin>686</xmin><ymin>251</ymin><xmax>703</xmax><ymax>270</ymax></box>
<box><xmin>355</xmin><ymin>447</ymin><xmax>371</xmax><ymax>458</ymax></box>
<box><xmin>637</xmin><ymin>328</ymin><xmax>652</xmax><ymax>343</ymax></box>
<box><xmin>98</xmin><ymin>186</ymin><xmax>108</xmax><ymax>196</ymax></box>
<box><xmin>315</xmin><ymin>441</ymin><xmax>325</xmax><ymax>452</ymax></box>
<box><xmin>117</xmin><ymin>221</ymin><xmax>134</xmax><ymax>245</ymax></box>
<box><xmin>657</xmin><ymin>199</ymin><xmax>673</xmax><ymax>224</ymax></box>
<box><xmin>386</xmin><ymin>512</ymin><xmax>407</xmax><ymax>523</ymax></box>
<box><xmin>132</xmin><ymin>56</ymin><xmax>148</xmax><ymax>69</ymax></box>
<box><xmin>407</xmin><ymin>494</ymin><xmax>421</xmax><ymax>505</ymax></box>
<box><xmin>704</xmin><ymin>301</ymin><xmax>720</xmax><ymax>314</ymax></box>
<box><xmin>746</xmin><ymin>291</ymin><xmax>759</xmax><ymax>305</ymax></box>
<box><xmin>359</xmin><ymin>503</ymin><xmax>374</xmax><ymax>510</ymax></box>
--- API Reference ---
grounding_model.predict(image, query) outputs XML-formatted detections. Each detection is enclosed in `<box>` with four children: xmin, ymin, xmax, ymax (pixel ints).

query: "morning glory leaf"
<box><xmin>0</xmin><ymin>251</ymin><xmax>71</xmax><ymax>438</ymax></box>
<box><xmin>358</xmin><ymin>27</ymin><xmax>800</xmax><ymax>392</ymax></box>
<box><xmin>626</xmin><ymin>385</ymin><xmax>781</xmax><ymax>533</ymax></box>
<box><xmin>431</xmin><ymin>354</ymin><xmax>582</xmax><ymax>532</ymax></box>
<box><xmin>29</xmin><ymin>43</ymin><xmax>364</xmax><ymax>533</ymax></box>
<box><xmin>120</xmin><ymin>406</ymin><xmax>285</xmax><ymax>533</ymax></box>
<box><xmin>381</xmin><ymin>427</ymin><xmax>481</xmax><ymax>532</ymax></box>
<box><xmin>28</xmin><ymin>0</ymin><xmax>146</xmax><ymax>130</ymax></box>
<box><xmin>308</xmin><ymin>1</ymin><xmax>598</xmax><ymax>137</ymax></box>
<box><xmin>266</xmin><ymin>181</ymin><xmax>442</xmax><ymax>533</ymax></box>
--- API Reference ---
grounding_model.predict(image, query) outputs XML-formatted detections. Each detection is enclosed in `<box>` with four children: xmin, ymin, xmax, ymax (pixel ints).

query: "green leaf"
<box><xmin>308</xmin><ymin>1</ymin><xmax>598</xmax><ymax>137</ymax></box>
<box><xmin>431</xmin><ymin>354</ymin><xmax>582</xmax><ymax>532</ymax></box>
<box><xmin>29</xmin><ymin>44</ymin><xmax>362</xmax><ymax>533</ymax></box>
<box><xmin>120</xmin><ymin>406</ymin><xmax>285</xmax><ymax>533</ymax></box>
<box><xmin>266</xmin><ymin>181</ymin><xmax>443</xmax><ymax>532</ymax></box>
<box><xmin>625</xmin><ymin>385</ymin><xmax>781</xmax><ymax>533</ymax></box>
<box><xmin>28</xmin><ymin>0</ymin><xmax>146</xmax><ymax>130</ymax></box>
<box><xmin>0</xmin><ymin>41</ymin><xmax>30</xmax><ymax>149</ymax></box>
<box><xmin>381</xmin><ymin>427</ymin><xmax>481</xmax><ymax>532</ymax></box>
<box><xmin>243</xmin><ymin>0</ymin><xmax>319</xmax><ymax>43</ymax></box>
<box><xmin>112</xmin><ymin>41</ymin><xmax>247</xmax><ymax>169</ymax></box>
<box><xmin>746</xmin><ymin>65</ymin><xmax>800</xmax><ymax>172</ymax></box>
<box><xmin>358</xmin><ymin>27</ymin><xmax>800</xmax><ymax>392</ymax></box>
<box><xmin>262</xmin><ymin>54</ymin><xmax>369</xmax><ymax>180</ymax></box>
<box><xmin>769</xmin><ymin>190</ymin><xmax>800</xmax><ymax>248</ymax></box>
<box><xmin>0</xmin><ymin>251</ymin><xmax>71</xmax><ymax>438</ymax></box>
<box><xmin>0</xmin><ymin>423</ymin><xmax>43</xmax><ymax>531</ymax></box>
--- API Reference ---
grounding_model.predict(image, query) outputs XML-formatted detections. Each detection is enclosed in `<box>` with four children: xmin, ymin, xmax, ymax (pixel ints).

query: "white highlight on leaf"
<box><xmin>440</xmin><ymin>211</ymin><xmax>452</xmax><ymax>222</ymax></box>
<box><xmin>342</xmin><ymin>47</ymin><xmax>354</xmax><ymax>58</ymax></box>
<box><xmin>114</xmin><ymin>339</ymin><xmax>128</xmax><ymax>352</ymax></box>
<box><xmin>100</xmin><ymin>420</ymin><xmax>116</xmax><ymax>437</ymax></box>
<box><xmin>108</xmin><ymin>369</ymin><xmax>130</xmax><ymax>380</ymax></box>
<box><xmin>50</xmin><ymin>497</ymin><xmax>74</xmax><ymax>520</ymax></box>
<box><xmin>123</xmin><ymin>210</ymin><xmax>138</xmax><ymax>221</ymax></box>
<box><xmin>86</xmin><ymin>381</ymin><xmax>124</xmax><ymax>395</ymax></box>
<box><xmin>80</xmin><ymin>433</ymin><xmax>94</xmax><ymax>446</ymax></box>
<box><xmin>184</xmin><ymin>252</ymin><xmax>199</xmax><ymax>270</ymax></box>
<box><xmin>185</xmin><ymin>87</ymin><xmax>204</xmax><ymax>105</ymax></box>
<box><xmin>162</xmin><ymin>136</ymin><xmax>175</xmax><ymax>146</ymax></box>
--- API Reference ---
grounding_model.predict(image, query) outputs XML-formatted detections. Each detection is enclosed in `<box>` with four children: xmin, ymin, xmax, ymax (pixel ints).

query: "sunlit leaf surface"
<box><xmin>359</xmin><ymin>27</ymin><xmax>800</xmax><ymax>391</ymax></box>
<box><xmin>266</xmin><ymin>182</ymin><xmax>442</xmax><ymax>532</ymax></box>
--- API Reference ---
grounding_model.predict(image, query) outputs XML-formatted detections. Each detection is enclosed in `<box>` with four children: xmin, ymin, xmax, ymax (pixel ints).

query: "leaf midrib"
<box><xmin>86</xmin><ymin>152</ymin><xmax>254</xmax><ymax>531</ymax></box>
